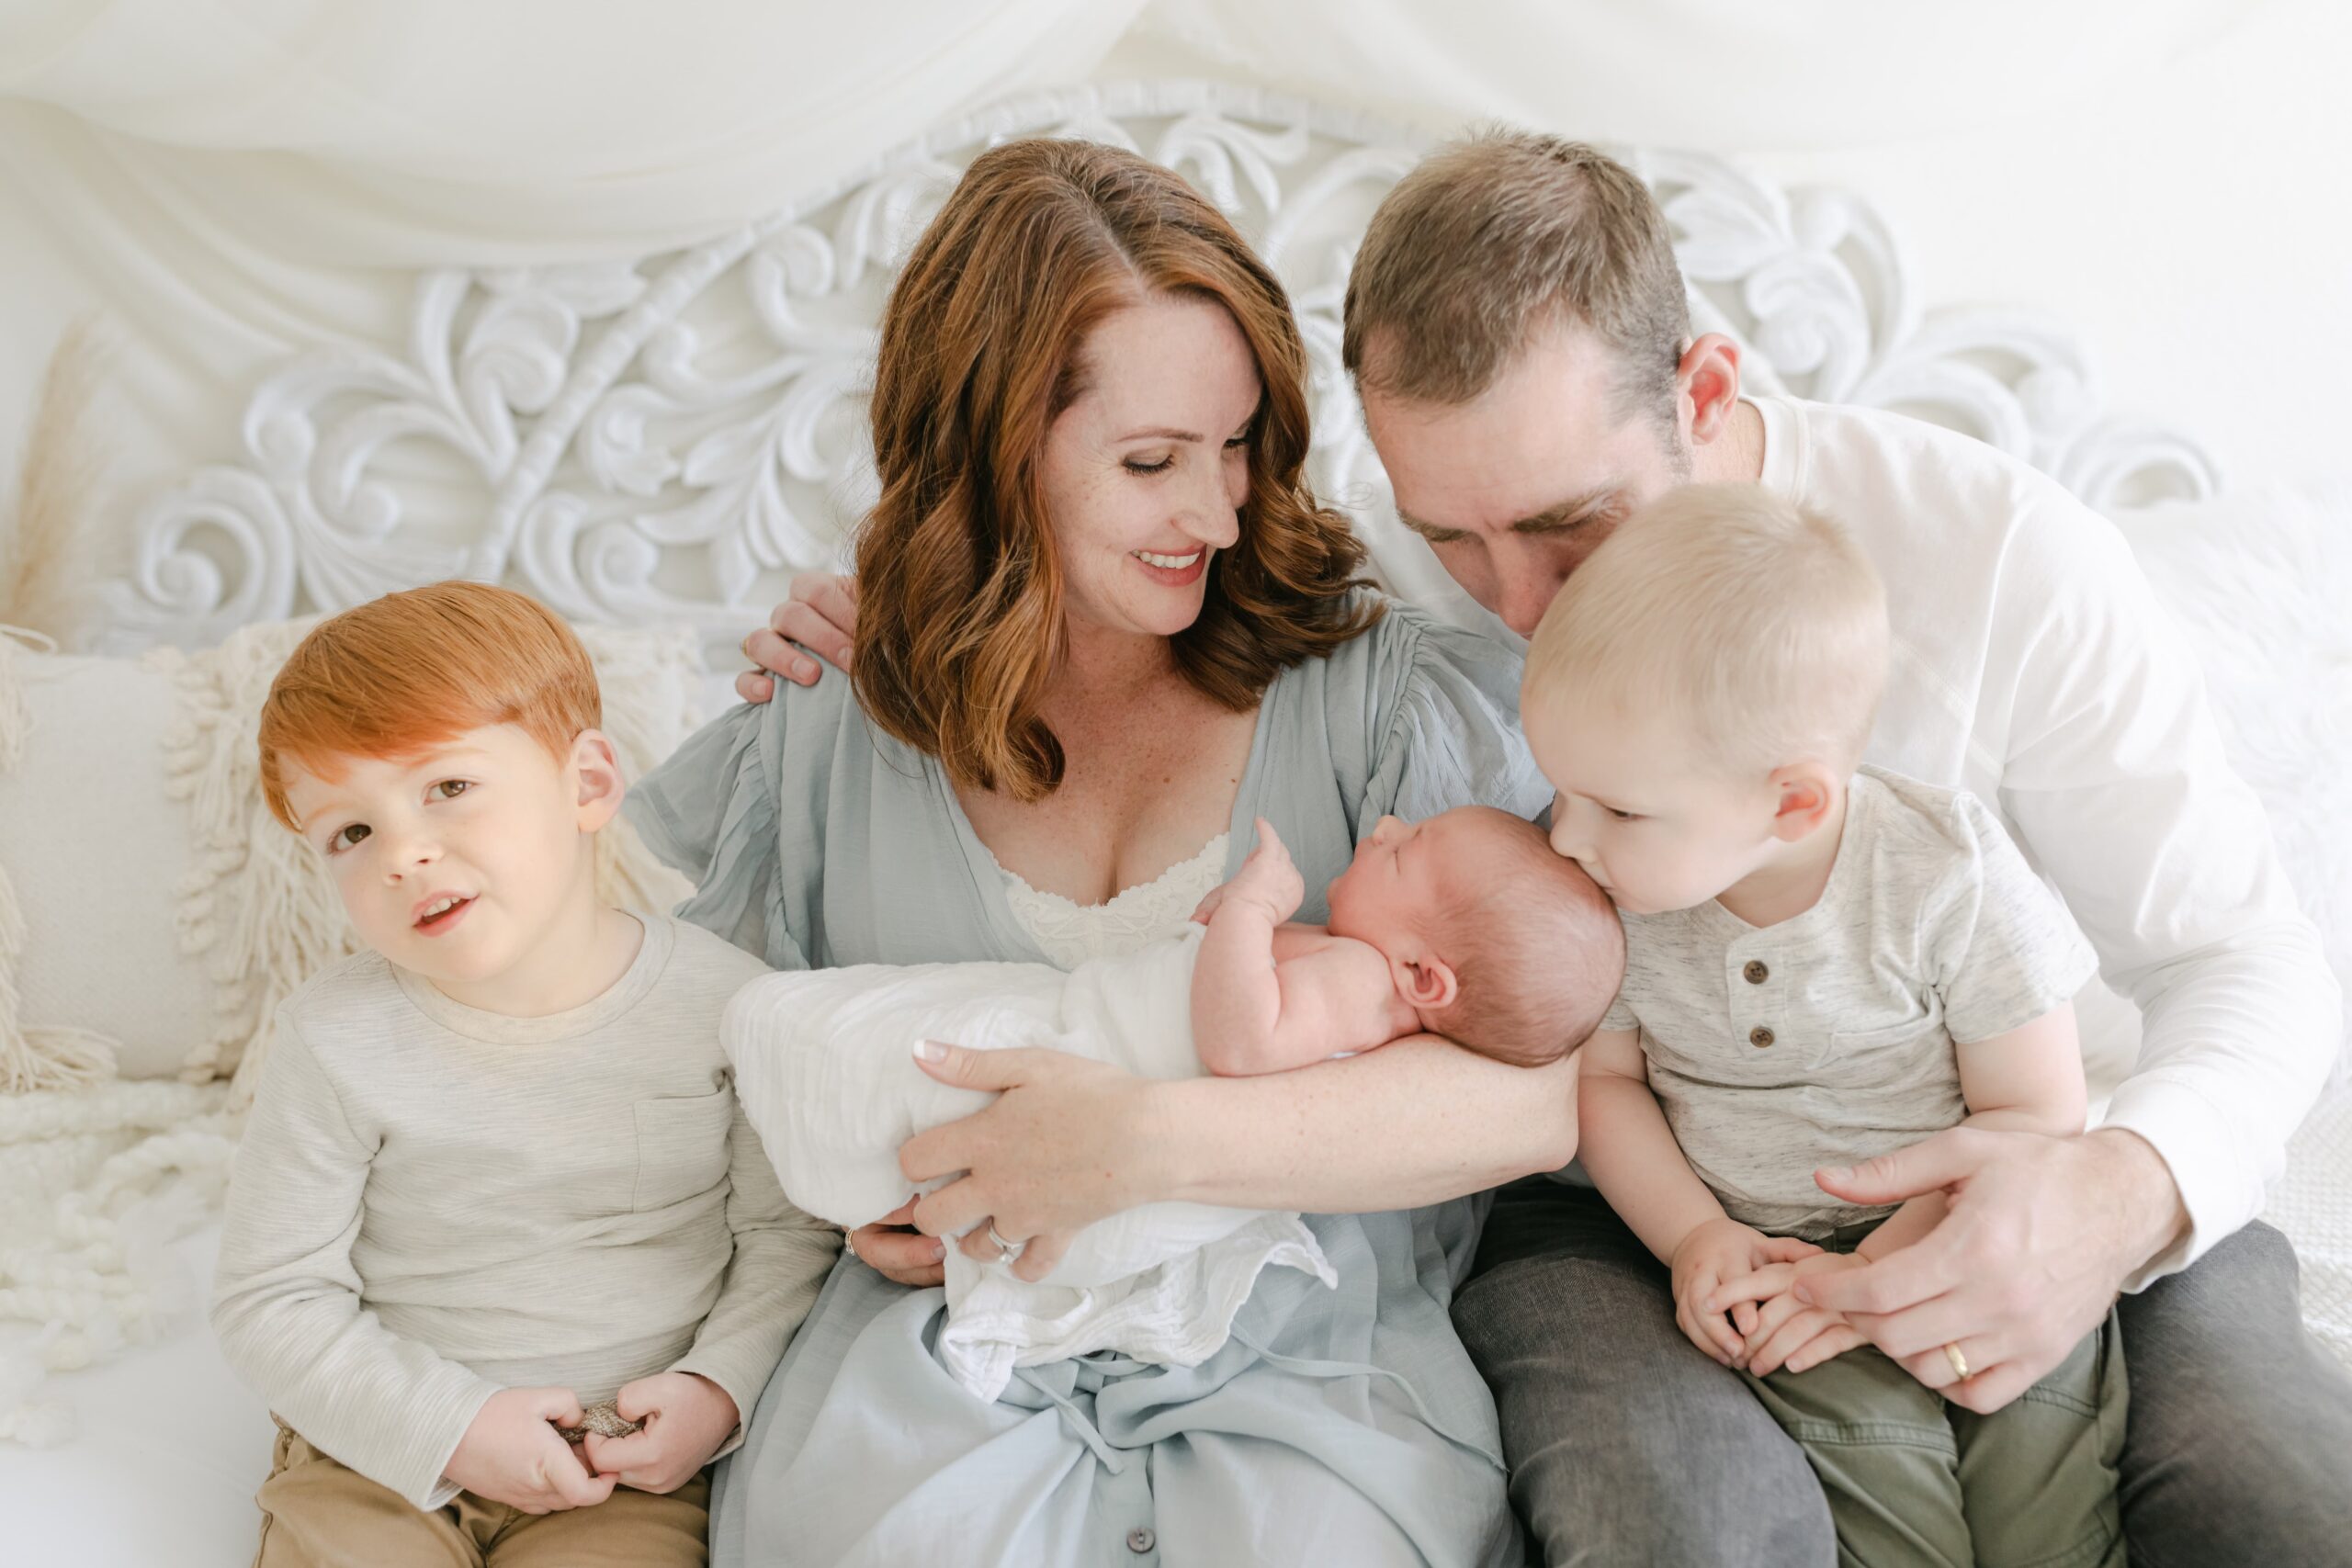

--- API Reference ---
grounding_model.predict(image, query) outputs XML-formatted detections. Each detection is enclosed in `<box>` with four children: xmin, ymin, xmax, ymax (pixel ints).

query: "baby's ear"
<box><xmin>1394</xmin><ymin>954</ymin><xmax>1459</xmax><ymax>1012</ymax></box>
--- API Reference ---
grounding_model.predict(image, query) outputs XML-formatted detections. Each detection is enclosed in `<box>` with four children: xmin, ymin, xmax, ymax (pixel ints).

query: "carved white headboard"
<box><xmin>100</xmin><ymin>79</ymin><xmax>2219</xmax><ymax>655</ymax></box>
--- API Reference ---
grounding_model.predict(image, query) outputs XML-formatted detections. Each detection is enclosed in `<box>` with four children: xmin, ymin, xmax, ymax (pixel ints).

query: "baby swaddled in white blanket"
<box><xmin>724</xmin><ymin>811</ymin><xmax>1623</xmax><ymax>1400</ymax></box>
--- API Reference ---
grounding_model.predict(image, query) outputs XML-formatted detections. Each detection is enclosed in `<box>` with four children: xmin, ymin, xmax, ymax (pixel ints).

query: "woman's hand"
<box><xmin>845</xmin><ymin>1198</ymin><xmax>946</xmax><ymax>1288</ymax></box>
<box><xmin>736</xmin><ymin>572</ymin><xmax>860</xmax><ymax>702</ymax></box>
<box><xmin>899</xmin><ymin>1042</ymin><xmax>1164</xmax><ymax>1284</ymax></box>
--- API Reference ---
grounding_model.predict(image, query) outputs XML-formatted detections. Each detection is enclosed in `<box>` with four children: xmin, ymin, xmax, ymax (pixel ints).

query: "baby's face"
<box><xmin>1524</xmin><ymin>695</ymin><xmax>1781</xmax><ymax>916</ymax></box>
<box><xmin>1325</xmin><ymin>807</ymin><xmax>1502</xmax><ymax>956</ymax></box>
<box><xmin>1326</xmin><ymin>811</ymin><xmax>1449</xmax><ymax>955</ymax></box>
<box><xmin>281</xmin><ymin>723</ymin><xmax>607</xmax><ymax>991</ymax></box>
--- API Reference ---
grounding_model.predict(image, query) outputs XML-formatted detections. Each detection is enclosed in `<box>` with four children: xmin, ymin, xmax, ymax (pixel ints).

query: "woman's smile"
<box><xmin>1131</xmin><ymin>546</ymin><xmax>1208</xmax><ymax>586</ymax></box>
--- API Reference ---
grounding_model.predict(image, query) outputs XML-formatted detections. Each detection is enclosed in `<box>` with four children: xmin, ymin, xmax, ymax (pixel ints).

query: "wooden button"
<box><xmin>1743</xmin><ymin>960</ymin><xmax>1770</xmax><ymax>985</ymax></box>
<box><xmin>1748</xmin><ymin>1026</ymin><xmax>1775</xmax><ymax>1049</ymax></box>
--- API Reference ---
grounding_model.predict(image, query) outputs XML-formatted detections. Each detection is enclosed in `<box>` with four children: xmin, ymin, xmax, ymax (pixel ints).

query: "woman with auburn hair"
<box><xmin>632</xmin><ymin>138</ymin><xmax>1558</xmax><ymax>1565</ymax></box>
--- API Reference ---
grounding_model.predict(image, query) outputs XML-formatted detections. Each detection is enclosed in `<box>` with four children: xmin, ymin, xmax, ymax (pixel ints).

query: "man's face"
<box><xmin>1360</xmin><ymin>323</ymin><xmax>1689</xmax><ymax>637</ymax></box>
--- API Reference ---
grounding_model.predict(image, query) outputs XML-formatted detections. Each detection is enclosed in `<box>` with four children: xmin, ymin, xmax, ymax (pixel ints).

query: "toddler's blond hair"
<box><xmin>1523</xmin><ymin>483</ymin><xmax>1888</xmax><ymax>775</ymax></box>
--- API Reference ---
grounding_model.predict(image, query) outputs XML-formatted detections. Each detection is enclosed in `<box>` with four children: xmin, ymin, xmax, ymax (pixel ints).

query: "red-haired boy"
<box><xmin>211</xmin><ymin>581</ymin><xmax>837</xmax><ymax>1564</ymax></box>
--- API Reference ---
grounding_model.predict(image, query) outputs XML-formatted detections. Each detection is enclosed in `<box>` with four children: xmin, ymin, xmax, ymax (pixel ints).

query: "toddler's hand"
<box><xmin>1222</xmin><ymin>818</ymin><xmax>1305</xmax><ymax>922</ymax></box>
<box><xmin>445</xmin><ymin>1387</ymin><xmax>616</xmax><ymax>1515</ymax></box>
<box><xmin>1708</xmin><ymin>1249</ymin><xmax>1871</xmax><ymax>1377</ymax></box>
<box><xmin>581</xmin><ymin>1371</ymin><xmax>740</xmax><ymax>1494</ymax></box>
<box><xmin>1669</xmin><ymin>1218</ymin><xmax>1824</xmax><ymax>1368</ymax></box>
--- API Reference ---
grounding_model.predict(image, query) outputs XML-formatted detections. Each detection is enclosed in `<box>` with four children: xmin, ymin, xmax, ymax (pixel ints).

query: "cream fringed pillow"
<box><xmin>0</xmin><ymin>617</ymin><xmax>701</xmax><ymax>1100</ymax></box>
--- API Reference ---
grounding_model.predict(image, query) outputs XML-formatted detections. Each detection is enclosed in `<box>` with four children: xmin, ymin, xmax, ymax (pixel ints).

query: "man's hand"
<box><xmin>737</xmin><ymin>572</ymin><xmax>859</xmax><ymax>702</ymax></box>
<box><xmin>844</xmin><ymin>1196</ymin><xmax>947</xmax><ymax>1288</ymax></box>
<box><xmin>899</xmin><ymin>1041</ymin><xmax>1163</xmax><ymax>1283</ymax></box>
<box><xmin>580</xmin><ymin>1372</ymin><xmax>740</xmax><ymax>1494</ymax></box>
<box><xmin>1794</xmin><ymin>1125</ymin><xmax>2184</xmax><ymax>1412</ymax></box>
<box><xmin>1668</xmin><ymin>1217</ymin><xmax>1823</xmax><ymax>1367</ymax></box>
<box><xmin>1707</xmin><ymin>1249</ymin><xmax>1870</xmax><ymax>1376</ymax></box>
<box><xmin>444</xmin><ymin>1387</ymin><xmax>616</xmax><ymax>1515</ymax></box>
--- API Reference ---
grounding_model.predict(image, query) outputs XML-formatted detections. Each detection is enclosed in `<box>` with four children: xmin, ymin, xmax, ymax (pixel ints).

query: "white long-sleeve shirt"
<box><xmin>1393</xmin><ymin>395</ymin><xmax>2339</xmax><ymax>1286</ymax></box>
<box><xmin>210</xmin><ymin>913</ymin><xmax>841</xmax><ymax>1508</ymax></box>
<box><xmin>1760</xmin><ymin>396</ymin><xmax>2335</xmax><ymax>1284</ymax></box>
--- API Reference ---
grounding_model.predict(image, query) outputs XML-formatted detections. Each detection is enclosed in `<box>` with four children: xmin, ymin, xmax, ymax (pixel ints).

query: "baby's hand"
<box><xmin>1668</xmin><ymin>1218</ymin><xmax>1824</xmax><ymax>1369</ymax></box>
<box><xmin>1222</xmin><ymin>818</ymin><xmax>1306</xmax><ymax>922</ymax></box>
<box><xmin>445</xmin><ymin>1387</ymin><xmax>616</xmax><ymax>1515</ymax></box>
<box><xmin>1707</xmin><ymin>1249</ymin><xmax>1871</xmax><ymax>1377</ymax></box>
<box><xmin>581</xmin><ymin>1371</ymin><xmax>740</xmax><ymax>1494</ymax></box>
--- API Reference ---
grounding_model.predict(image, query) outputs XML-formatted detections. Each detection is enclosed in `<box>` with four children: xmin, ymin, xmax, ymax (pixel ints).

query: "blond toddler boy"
<box><xmin>1522</xmin><ymin>485</ymin><xmax>2127</xmax><ymax>1568</ymax></box>
<box><xmin>211</xmin><ymin>581</ymin><xmax>838</xmax><ymax>1566</ymax></box>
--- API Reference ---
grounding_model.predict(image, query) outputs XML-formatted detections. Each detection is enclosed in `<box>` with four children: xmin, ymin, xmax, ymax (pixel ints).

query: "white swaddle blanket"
<box><xmin>722</xmin><ymin>923</ymin><xmax>1336</xmax><ymax>1401</ymax></box>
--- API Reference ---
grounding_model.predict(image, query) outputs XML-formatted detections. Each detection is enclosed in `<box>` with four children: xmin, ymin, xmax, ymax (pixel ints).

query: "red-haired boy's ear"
<box><xmin>571</xmin><ymin>729</ymin><xmax>625</xmax><ymax>831</ymax></box>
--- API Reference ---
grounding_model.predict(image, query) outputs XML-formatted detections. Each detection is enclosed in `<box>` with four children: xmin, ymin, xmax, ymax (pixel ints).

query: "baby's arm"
<box><xmin>1579</xmin><ymin>1027</ymin><xmax>1821</xmax><ymax>1364</ymax></box>
<box><xmin>211</xmin><ymin>1015</ymin><xmax>602</xmax><ymax>1513</ymax></box>
<box><xmin>1191</xmin><ymin>818</ymin><xmax>1328</xmax><ymax>1076</ymax></box>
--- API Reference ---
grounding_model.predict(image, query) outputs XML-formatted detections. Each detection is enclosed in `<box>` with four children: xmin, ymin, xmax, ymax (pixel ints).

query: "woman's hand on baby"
<box><xmin>846</xmin><ymin>1197</ymin><xmax>947</xmax><ymax>1287</ymax></box>
<box><xmin>445</xmin><ymin>1387</ymin><xmax>616</xmax><ymax>1515</ymax></box>
<box><xmin>580</xmin><ymin>1372</ymin><xmax>740</xmax><ymax>1494</ymax></box>
<box><xmin>737</xmin><ymin>572</ymin><xmax>860</xmax><ymax>702</ymax></box>
<box><xmin>1668</xmin><ymin>1218</ymin><xmax>1825</xmax><ymax>1369</ymax></box>
<box><xmin>1224</xmin><ymin>818</ymin><xmax>1306</xmax><ymax>922</ymax></box>
<box><xmin>1707</xmin><ymin>1251</ymin><xmax>1871</xmax><ymax>1377</ymax></box>
<box><xmin>901</xmin><ymin>1041</ymin><xmax>1159</xmax><ymax>1281</ymax></box>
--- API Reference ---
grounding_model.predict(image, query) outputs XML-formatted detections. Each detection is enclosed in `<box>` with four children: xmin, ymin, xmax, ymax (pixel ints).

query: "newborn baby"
<box><xmin>724</xmin><ymin>806</ymin><xmax>1623</xmax><ymax>1400</ymax></box>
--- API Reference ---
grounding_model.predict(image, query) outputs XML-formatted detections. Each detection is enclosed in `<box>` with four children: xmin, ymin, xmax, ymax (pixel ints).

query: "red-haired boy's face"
<box><xmin>281</xmin><ymin>722</ymin><xmax>622</xmax><ymax>1007</ymax></box>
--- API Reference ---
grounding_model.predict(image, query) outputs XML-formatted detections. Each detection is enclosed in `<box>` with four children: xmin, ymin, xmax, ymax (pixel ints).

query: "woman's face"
<box><xmin>1039</xmin><ymin>293</ymin><xmax>1261</xmax><ymax>642</ymax></box>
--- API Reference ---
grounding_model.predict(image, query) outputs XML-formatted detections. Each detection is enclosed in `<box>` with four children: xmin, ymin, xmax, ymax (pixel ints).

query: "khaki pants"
<box><xmin>252</xmin><ymin>1425</ymin><xmax>710</xmax><ymax>1568</ymax></box>
<box><xmin>1744</xmin><ymin>1312</ymin><xmax>2130</xmax><ymax>1568</ymax></box>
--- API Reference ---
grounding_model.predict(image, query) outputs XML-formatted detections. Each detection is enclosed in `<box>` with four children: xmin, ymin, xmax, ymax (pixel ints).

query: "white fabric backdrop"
<box><xmin>0</xmin><ymin>0</ymin><xmax>2343</xmax><ymax>578</ymax></box>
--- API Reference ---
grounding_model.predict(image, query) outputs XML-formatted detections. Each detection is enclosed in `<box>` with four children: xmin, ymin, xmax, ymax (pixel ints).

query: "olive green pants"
<box><xmin>1745</xmin><ymin>1300</ymin><xmax>2128</xmax><ymax>1568</ymax></box>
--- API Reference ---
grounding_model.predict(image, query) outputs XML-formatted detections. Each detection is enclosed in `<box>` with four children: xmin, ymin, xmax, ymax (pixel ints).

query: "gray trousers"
<box><xmin>1456</xmin><ymin>1178</ymin><xmax>2352</xmax><ymax>1568</ymax></box>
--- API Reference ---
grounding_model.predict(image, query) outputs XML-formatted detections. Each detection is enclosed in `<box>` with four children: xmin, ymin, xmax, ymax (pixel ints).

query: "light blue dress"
<box><xmin>628</xmin><ymin>598</ymin><xmax>1549</xmax><ymax>1568</ymax></box>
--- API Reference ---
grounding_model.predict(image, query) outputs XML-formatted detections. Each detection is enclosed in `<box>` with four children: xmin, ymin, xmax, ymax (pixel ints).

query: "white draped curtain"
<box><xmin>0</xmin><ymin>0</ymin><xmax>2324</xmax><ymax>562</ymax></box>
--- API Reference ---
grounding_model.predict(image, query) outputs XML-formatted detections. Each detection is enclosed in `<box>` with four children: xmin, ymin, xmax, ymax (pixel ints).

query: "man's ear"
<box><xmin>571</xmin><ymin>728</ymin><xmax>625</xmax><ymax>831</ymax></box>
<box><xmin>1765</xmin><ymin>761</ymin><xmax>1840</xmax><ymax>844</ymax></box>
<box><xmin>1677</xmin><ymin>333</ymin><xmax>1744</xmax><ymax>446</ymax></box>
<box><xmin>1391</xmin><ymin>952</ymin><xmax>1461</xmax><ymax>1013</ymax></box>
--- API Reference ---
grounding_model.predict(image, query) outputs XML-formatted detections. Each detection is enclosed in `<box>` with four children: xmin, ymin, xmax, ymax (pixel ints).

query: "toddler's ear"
<box><xmin>1393</xmin><ymin>954</ymin><xmax>1459</xmax><ymax>1012</ymax></box>
<box><xmin>571</xmin><ymin>728</ymin><xmax>626</xmax><ymax>829</ymax></box>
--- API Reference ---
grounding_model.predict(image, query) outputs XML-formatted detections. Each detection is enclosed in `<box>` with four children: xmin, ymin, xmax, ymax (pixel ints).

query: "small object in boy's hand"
<box><xmin>557</xmin><ymin>1400</ymin><xmax>643</xmax><ymax>1445</ymax></box>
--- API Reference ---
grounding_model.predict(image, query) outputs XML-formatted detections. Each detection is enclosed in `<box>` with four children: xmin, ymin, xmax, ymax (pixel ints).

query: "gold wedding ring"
<box><xmin>741</xmin><ymin>632</ymin><xmax>758</xmax><ymax>666</ymax></box>
<box><xmin>1943</xmin><ymin>1342</ymin><xmax>1970</xmax><ymax>1382</ymax></box>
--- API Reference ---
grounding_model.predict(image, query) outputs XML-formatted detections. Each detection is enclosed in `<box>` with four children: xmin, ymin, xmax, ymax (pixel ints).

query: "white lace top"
<box><xmin>996</xmin><ymin>833</ymin><xmax>1230</xmax><ymax>971</ymax></box>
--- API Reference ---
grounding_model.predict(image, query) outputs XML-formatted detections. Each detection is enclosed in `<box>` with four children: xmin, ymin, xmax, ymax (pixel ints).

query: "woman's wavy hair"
<box><xmin>851</xmin><ymin>137</ymin><xmax>1381</xmax><ymax>802</ymax></box>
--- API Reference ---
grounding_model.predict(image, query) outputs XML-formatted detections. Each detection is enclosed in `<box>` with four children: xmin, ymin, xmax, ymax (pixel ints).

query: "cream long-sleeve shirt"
<box><xmin>210</xmin><ymin>913</ymin><xmax>840</xmax><ymax>1509</ymax></box>
<box><xmin>1755</xmin><ymin>395</ymin><xmax>2341</xmax><ymax>1284</ymax></box>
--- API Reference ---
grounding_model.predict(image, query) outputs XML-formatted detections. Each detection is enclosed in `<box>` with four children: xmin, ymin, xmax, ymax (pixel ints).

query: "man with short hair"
<box><xmin>741</xmin><ymin>130</ymin><xmax>2351</xmax><ymax>1566</ymax></box>
<box><xmin>1342</xmin><ymin>130</ymin><xmax>2349</xmax><ymax>1567</ymax></box>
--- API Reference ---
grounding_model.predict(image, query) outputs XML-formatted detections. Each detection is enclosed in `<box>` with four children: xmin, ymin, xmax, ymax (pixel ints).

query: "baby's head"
<box><xmin>1325</xmin><ymin>806</ymin><xmax>1625</xmax><ymax>1067</ymax></box>
<box><xmin>257</xmin><ymin>581</ymin><xmax>621</xmax><ymax>988</ymax></box>
<box><xmin>1521</xmin><ymin>482</ymin><xmax>1888</xmax><ymax>916</ymax></box>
